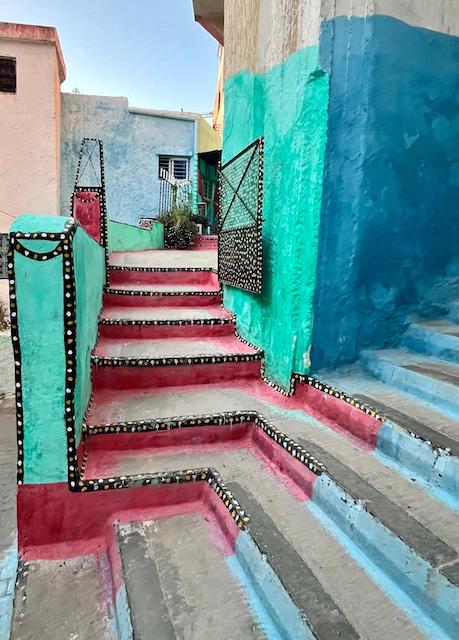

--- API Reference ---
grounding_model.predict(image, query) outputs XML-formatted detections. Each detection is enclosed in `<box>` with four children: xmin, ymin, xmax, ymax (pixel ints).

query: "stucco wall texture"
<box><xmin>222</xmin><ymin>0</ymin><xmax>459</xmax><ymax>385</ymax></box>
<box><xmin>311</xmin><ymin>10</ymin><xmax>459</xmax><ymax>370</ymax></box>
<box><xmin>0</xmin><ymin>39</ymin><xmax>62</xmax><ymax>233</ymax></box>
<box><xmin>11</xmin><ymin>215</ymin><xmax>104</xmax><ymax>484</ymax></box>
<box><xmin>108</xmin><ymin>219</ymin><xmax>164</xmax><ymax>252</ymax></box>
<box><xmin>222</xmin><ymin>0</ymin><xmax>328</xmax><ymax>390</ymax></box>
<box><xmin>60</xmin><ymin>94</ymin><xmax>195</xmax><ymax>226</ymax></box>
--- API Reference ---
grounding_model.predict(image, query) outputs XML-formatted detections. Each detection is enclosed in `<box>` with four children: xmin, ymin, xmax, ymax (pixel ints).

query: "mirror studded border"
<box><xmin>73</xmin><ymin>137</ymin><xmax>109</xmax><ymax>284</ymax></box>
<box><xmin>8</xmin><ymin>217</ymin><xmax>78</xmax><ymax>485</ymax></box>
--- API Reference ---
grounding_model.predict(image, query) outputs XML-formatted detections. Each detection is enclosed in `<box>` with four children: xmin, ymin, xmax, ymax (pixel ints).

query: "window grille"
<box><xmin>158</xmin><ymin>156</ymin><xmax>189</xmax><ymax>181</ymax></box>
<box><xmin>0</xmin><ymin>57</ymin><xmax>16</xmax><ymax>93</ymax></box>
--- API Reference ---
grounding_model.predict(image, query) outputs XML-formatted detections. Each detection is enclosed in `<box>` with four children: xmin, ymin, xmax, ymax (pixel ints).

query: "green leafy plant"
<box><xmin>158</xmin><ymin>204</ymin><xmax>198</xmax><ymax>250</ymax></box>
<box><xmin>190</xmin><ymin>213</ymin><xmax>208</xmax><ymax>227</ymax></box>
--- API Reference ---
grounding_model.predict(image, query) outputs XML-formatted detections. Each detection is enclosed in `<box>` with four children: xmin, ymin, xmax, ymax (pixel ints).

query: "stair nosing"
<box><xmin>110</xmin><ymin>265</ymin><xmax>216</xmax><ymax>273</ymax></box>
<box><xmin>99</xmin><ymin>316</ymin><xmax>235</xmax><ymax>326</ymax></box>
<box><xmin>104</xmin><ymin>286</ymin><xmax>220</xmax><ymax>297</ymax></box>
<box><xmin>91</xmin><ymin>351</ymin><xmax>264</xmax><ymax>367</ymax></box>
<box><xmin>297</xmin><ymin>435</ymin><xmax>459</xmax><ymax>587</ymax></box>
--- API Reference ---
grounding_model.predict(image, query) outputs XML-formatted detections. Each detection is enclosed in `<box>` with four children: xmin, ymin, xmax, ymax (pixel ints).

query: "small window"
<box><xmin>202</xmin><ymin>179</ymin><xmax>214</xmax><ymax>200</ymax></box>
<box><xmin>158</xmin><ymin>155</ymin><xmax>189</xmax><ymax>181</ymax></box>
<box><xmin>0</xmin><ymin>57</ymin><xmax>16</xmax><ymax>93</ymax></box>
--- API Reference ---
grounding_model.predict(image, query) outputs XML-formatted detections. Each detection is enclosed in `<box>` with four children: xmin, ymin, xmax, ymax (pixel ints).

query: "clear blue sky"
<box><xmin>1</xmin><ymin>0</ymin><xmax>219</xmax><ymax>113</ymax></box>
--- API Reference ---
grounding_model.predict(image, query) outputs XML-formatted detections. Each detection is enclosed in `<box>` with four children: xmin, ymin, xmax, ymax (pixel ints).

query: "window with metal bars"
<box><xmin>0</xmin><ymin>57</ymin><xmax>16</xmax><ymax>93</ymax></box>
<box><xmin>202</xmin><ymin>179</ymin><xmax>214</xmax><ymax>200</ymax></box>
<box><xmin>158</xmin><ymin>155</ymin><xmax>189</xmax><ymax>181</ymax></box>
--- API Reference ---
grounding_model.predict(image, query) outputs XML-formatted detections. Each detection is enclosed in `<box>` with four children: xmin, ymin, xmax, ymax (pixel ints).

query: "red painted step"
<box><xmin>99</xmin><ymin>320</ymin><xmax>235</xmax><ymax>340</ymax></box>
<box><xmin>92</xmin><ymin>335</ymin><xmax>263</xmax><ymax>389</ymax></box>
<box><xmin>109</xmin><ymin>267</ymin><xmax>219</xmax><ymax>287</ymax></box>
<box><xmin>195</xmin><ymin>235</ymin><xmax>218</xmax><ymax>250</ymax></box>
<box><xmin>103</xmin><ymin>284</ymin><xmax>221</xmax><ymax>308</ymax></box>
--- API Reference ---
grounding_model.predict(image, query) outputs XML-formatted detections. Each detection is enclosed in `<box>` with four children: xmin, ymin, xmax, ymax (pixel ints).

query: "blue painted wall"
<box><xmin>311</xmin><ymin>16</ymin><xmax>459</xmax><ymax>370</ymax></box>
<box><xmin>60</xmin><ymin>94</ymin><xmax>196</xmax><ymax>225</ymax></box>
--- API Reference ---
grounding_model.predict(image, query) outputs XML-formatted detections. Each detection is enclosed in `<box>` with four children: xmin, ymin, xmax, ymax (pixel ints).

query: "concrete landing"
<box><xmin>86</xmin><ymin>446</ymin><xmax>427</xmax><ymax>640</ymax></box>
<box><xmin>94</xmin><ymin>335</ymin><xmax>258</xmax><ymax>359</ymax></box>
<box><xmin>86</xmin><ymin>382</ymin><xmax>459</xmax><ymax>551</ymax></box>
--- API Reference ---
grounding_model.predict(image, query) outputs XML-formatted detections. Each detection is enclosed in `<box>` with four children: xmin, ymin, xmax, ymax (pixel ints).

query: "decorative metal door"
<box><xmin>72</xmin><ymin>138</ymin><xmax>110</xmax><ymax>282</ymax></box>
<box><xmin>218</xmin><ymin>137</ymin><xmax>264</xmax><ymax>294</ymax></box>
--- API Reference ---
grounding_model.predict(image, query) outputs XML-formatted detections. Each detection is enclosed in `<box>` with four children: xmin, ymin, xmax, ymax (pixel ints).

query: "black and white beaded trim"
<box><xmin>293</xmin><ymin>374</ymin><xmax>387</xmax><ymax>423</ymax></box>
<box><xmin>8</xmin><ymin>218</ymin><xmax>78</xmax><ymax>485</ymax></box>
<box><xmin>99</xmin><ymin>316</ymin><xmax>235</xmax><ymax>327</ymax></box>
<box><xmin>91</xmin><ymin>351</ymin><xmax>263</xmax><ymax>368</ymax></box>
<box><xmin>73</xmin><ymin>138</ymin><xmax>110</xmax><ymax>285</ymax></box>
<box><xmin>83</xmin><ymin>410</ymin><xmax>326</xmax><ymax>476</ymax></box>
<box><xmin>109</xmin><ymin>265</ymin><xmax>215</xmax><ymax>273</ymax></box>
<box><xmin>104</xmin><ymin>287</ymin><xmax>221</xmax><ymax>297</ymax></box>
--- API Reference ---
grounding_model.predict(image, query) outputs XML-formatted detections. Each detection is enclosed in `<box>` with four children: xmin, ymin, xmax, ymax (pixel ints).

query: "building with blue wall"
<box><xmin>60</xmin><ymin>94</ymin><xmax>197</xmax><ymax>225</ymax></box>
<box><xmin>195</xmin><ymin>0</ymin><xmax>459</xmax><ymax>387</ymax></box>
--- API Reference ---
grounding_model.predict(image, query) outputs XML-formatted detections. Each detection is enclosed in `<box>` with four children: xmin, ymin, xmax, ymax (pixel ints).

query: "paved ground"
<box><xmin>0</xmin><ymin>399</ymin><xmax>17</xmax><ymax>640</ymax></box>
<box><xmin>0</xmin><ymin>399</ymin><xmax>17</xmax><ymax>566</ymax></box>
<box><xmin>0</xmin><ymin>333</ymin><xmax>14</xmax><ymax>398</ymax></box>
<box><xmin>11</xmin><ymin>557</ymin><xmax>114</xmax><ymax>640</ymax></box>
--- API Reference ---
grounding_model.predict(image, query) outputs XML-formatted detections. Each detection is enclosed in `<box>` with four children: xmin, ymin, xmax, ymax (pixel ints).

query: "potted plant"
<box><xmin>158</xmin><ymin>203</ymin><xmax>198</xmax><ymax>249</ymax></box>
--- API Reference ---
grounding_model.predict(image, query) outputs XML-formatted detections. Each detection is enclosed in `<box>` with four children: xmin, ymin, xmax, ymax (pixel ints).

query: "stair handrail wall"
<box><xmin>8</xmin><ymin>214</ymin><xmax>105</xmax><ymax>487</ymax></box>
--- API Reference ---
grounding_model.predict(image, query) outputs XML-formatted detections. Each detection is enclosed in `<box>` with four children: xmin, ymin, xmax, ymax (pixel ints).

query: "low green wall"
<box><xmin>10</xmin><ymin>215</ymin><xmax>104</xmax><ymax>484</ymax></box>
<box><xmin>108</xmin><ymin>219</ymin><xmax>164</xmax><ymax>252</ymax></box>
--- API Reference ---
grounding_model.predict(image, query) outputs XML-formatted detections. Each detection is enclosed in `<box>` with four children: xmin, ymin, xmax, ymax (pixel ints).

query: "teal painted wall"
<box><xmin>12</xmin><ymin>215</ymin><xmax>104</xmax><ymax>484</ymax></box>
<box><xmin>74</xmin><ymin>226</ymin><xmax>105</xmax><ymax>444</ymax></box>
<box><xmin>108</xmin><ymin>219</ymin><xmax>164</xmax><ymax>253</ymax></box>
<box><xmin>222</xmin><ymin>46</ymin><xmax>329</xmax><ymax>389</ymax></box>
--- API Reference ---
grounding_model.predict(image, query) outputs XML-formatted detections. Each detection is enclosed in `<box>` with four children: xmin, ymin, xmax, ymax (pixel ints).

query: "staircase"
<box><xmin>195</xmin><ymin>234</ymin><xmax>218</xmax><ymax>250</ymax></box>
<box><xmin>323</xmin><ymin>309</ymin><xmax>459</xmax><ymax>503</ymax></box>
<box><xmin>12</xmin><ymin>255</ymin><xmax>459</xmax><ymax>640</ymax></box>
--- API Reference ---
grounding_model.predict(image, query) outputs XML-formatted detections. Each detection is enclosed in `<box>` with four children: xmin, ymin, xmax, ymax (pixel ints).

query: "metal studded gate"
<box><xmin>72</xmin><ymin>138</ymin><xmax>109</xmax><ymax>282</ymax></box>
<box><xmin>218</xmin><ymin>137</ymin><xmax>264</xmax><ymax>294</ymax></box>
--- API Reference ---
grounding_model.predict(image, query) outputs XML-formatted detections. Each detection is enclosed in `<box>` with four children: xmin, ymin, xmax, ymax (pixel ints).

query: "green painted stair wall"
<box><xmin>108</xmin><ymin>219</ymin><xmax>164</xmax><ymax>253</ymax></box>
<box><xmin>10</xmin><ymin>215</ymin><xmax>105</xmax><ymax>484</ymax></box>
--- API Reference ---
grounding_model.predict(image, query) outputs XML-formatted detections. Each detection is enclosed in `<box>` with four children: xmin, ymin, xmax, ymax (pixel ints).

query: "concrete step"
<box><xmin>403</xmin><ymin>319</ymin><xmax>459</xmax><ymax>364</ymax></box>
<box><xmin>103</xmin><ymin>282</ymin><xmax>221</xmax><ymax>308</ymax></box>
<box><xmin>82</xmin><ymin>437</ymin><xmax>452</xmax><ymax>639</ymax></box>
<box><xmin>195</xmin><ymin>234</ymin><xmax>218</xmax><ymax>249</ymax></box>
<box><xmin>320</xmin><ymin>367</ymin><xmax>459</xmax><ymax>499</ymax></box>
<box><xmin>99</xmin><ymin>305</ymin><xmax>235</xmax><ymax>340</ymax></box>
<box><xmin>109</xmin><ymin>265</ymin><xmax>218</xmax><ymax>287</ymax></box>
<box><xmin>117</xmin><ymin>518</ymin><xmax>266</xmax><ymax>639</ymax></box>
<box><xmin>92</xmin><ymin>337</ymin><xmax>263</xmax><ymax>389</ymax></box>
<box><xmin>85</xmin><ymin>378</ymin><xmax>459</xmax><ymax>499</ymax></box>
<box><xmin>109</xmin><ymin>249</ymin><xmax>217</xmax><ymax>270</ymax></box>
<box><xmin>361</xmin><ymin>348</ymin><xmax>459</xmax><ymax>421</ymax></box>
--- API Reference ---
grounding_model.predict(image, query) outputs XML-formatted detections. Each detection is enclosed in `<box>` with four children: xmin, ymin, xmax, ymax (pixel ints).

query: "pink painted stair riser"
<box><xmin>109</xmin><ymin>269</ymin><xmax>219</xmax><ymax>287</ymax></box>
<box><xmin>103</xmin><ymin>292</ymin><xmax>222</xmax><ymax>307</ymax></box>
<box><xmin>92</xmin><ymin>360</ymin><xmax>262</xmax><ymax>389</ymax></box>
<box><xmin>98</xmin><ymin>322</ymin><xmax>235</xmax><ymax>340</ymax></box>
